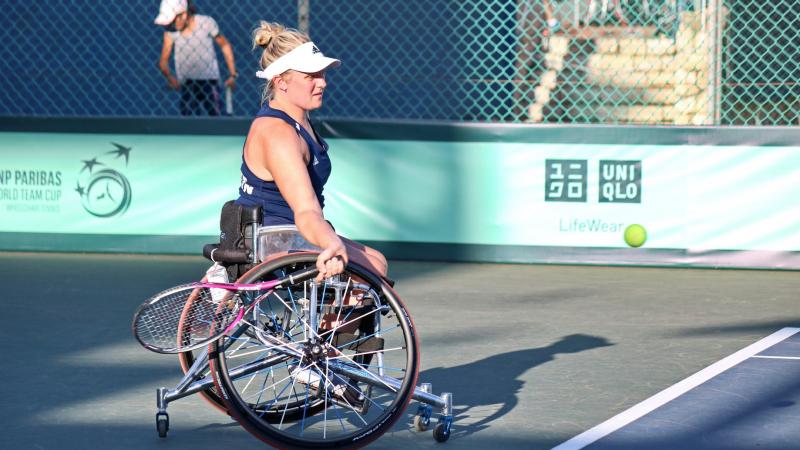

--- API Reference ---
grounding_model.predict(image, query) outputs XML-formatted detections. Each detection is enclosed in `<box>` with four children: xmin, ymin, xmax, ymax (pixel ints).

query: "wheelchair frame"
<box><xmin>151</xmin><ymin>223</ymin><xmax>454</xmax><ymax>446</ymax></box>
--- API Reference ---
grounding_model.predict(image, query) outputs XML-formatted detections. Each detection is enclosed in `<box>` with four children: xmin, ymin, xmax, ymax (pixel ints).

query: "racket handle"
<box><xmin>284</xmin><ymin>266</ymin><xmax>319</xmax><ymax>285</ymax></box>
<box><xmin>225</xmin><ymin>86</ymin><xmax>233</xmax><ymax>115</ymax></box>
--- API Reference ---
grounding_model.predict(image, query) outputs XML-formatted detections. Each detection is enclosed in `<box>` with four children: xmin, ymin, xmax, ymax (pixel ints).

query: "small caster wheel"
<box><xmin>414</xmin><ymin>413</ymin><xmax>431</xmax><ymax>432</ymax></box>
<box><xmin>156</xmin><ymin>412</ymin><xmax>169</xmax><ymax>438</ymax></box>
<box><xmin>414</xmin><ymin>404</ymin><xmax>432</xmax><ymax>431</ymax></box>
<box><xmin>433</xmin><ymin>422</ymin><xmax>450</xmax><ymax>442</ymax></box>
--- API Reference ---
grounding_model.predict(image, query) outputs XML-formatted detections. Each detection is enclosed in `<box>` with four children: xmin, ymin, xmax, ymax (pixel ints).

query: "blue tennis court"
<box><xmin>555</xmin><ymin>328</ymin><xmax>800</xmax><ymax>450</ymax></box>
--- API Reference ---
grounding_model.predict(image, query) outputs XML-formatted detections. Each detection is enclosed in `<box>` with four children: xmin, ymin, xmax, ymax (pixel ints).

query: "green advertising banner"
<box><xmin>0</xmin><ymin>132</ymin><xmax>241</xmax><ymax>235</ymax></box>
<box><xmin>1</xmin><ymin>130</ymin><xmax>798</xmax><ymax>267</ymax></box>
<box><xmin>325</xmin><ymin>139</ymin><xmax>800</xmax><ymax>252</ymax></box>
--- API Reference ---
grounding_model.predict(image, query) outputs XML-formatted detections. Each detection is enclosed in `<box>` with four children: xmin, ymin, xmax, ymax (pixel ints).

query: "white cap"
<box><xmin>154</xmin><ymin>0</ymin><xmax>188</xmax><ymax>26</ymax></box>
<box><xmin>256</xmin><ymin>42</ymin><xmax>341</xmax><ymax>80</ymax></box>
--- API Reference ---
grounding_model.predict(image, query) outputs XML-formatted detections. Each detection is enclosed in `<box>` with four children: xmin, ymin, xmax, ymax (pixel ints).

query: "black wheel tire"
<box><xmin>433</xmin><ymin>422</ymin><xmax>450</xmax><ymax>442</ymax></box>
<box><xmin>156</xmin><ymin>414</ymin><xmax>169</xmax><ymax>438</ymax></box>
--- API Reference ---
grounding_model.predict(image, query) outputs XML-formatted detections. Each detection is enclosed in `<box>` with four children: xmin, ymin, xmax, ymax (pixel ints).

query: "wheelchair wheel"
<box><xmin>211</xmin><ymin>252</ymin><xmax>420</xmax><ymax>448</ymax></box>
<box><xmin>177</xmin><ymin>275</ymin><xmax>227</xmax><ymax>413</ymax></box>
<box><xmin>178</xmin><ymin>347</ymin><xmax>227</xmax><ymax>413</ymax></box>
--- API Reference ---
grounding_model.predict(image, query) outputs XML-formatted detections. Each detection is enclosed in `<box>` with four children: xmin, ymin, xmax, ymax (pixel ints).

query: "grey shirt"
<box><xmin>168</xmin><ymin>15</ymin><xmax>221</xmax><ymax>82</ymax></box>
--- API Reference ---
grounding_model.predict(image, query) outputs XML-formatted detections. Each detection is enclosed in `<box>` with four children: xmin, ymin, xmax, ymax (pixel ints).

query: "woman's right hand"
<box><xmin>167</xmin><ymin>75</ymin><xmax>180</xmax><ymax>90</ymax></box>
<box><xmin>316</xmin><ymin>236</ymin><xmax>348</xmax><ymax>281</ymax></box>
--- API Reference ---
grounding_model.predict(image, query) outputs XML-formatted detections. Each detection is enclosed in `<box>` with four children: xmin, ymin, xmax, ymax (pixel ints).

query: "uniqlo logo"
<box><xmin>545</xmin><ymin>159</ymin><xmax>587</xmax><ymax>202</ymax></box>
<box><xmin>599</xmin><ymin>160</ymin><xmax>642</xmax><ymax>203</ymax></box>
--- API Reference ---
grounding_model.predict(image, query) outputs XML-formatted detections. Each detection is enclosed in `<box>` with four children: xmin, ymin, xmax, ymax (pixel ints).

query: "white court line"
<box><xmin>551</xmin><ymin>327</ymin><xmax>800</xmax><ymax>450</ymax></box>
<box><xmin>752</xmin><ymin>355</ymin><xmax>800</xmax><ymax>360</ymax></box>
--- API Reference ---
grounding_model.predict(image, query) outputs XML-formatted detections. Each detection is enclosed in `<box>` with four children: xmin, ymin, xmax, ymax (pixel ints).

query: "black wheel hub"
<box><xmin>303</xmin><ymin>340</ymin><xmax>329</xmax><ymax>364</ymax></box>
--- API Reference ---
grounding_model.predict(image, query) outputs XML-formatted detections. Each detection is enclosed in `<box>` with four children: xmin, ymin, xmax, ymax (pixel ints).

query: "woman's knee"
<box><xmin>344</xmin><ymin>240</ymin><xmax>388</xmax><ymax>276</ymax></box>
<box><xmin>367</xmin><ymin>250</ymin><xmax>388</xmax><ymax>276</ymax></box>
<box><xmin>358</xmin><ymin>249</ymin><xmax>387</xmax><ymax>277</ymax></box>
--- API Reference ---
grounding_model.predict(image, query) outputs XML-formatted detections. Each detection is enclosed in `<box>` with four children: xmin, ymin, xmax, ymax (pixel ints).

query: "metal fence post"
<box><xmin>298</xmin><ymin>0</ymin><xmax>310</xmax><ymax>34</ymax></box>
<box><xmin>711</xmin><ymin>0</ymin><xmax>724</xmax><ymax>125</ymax></box>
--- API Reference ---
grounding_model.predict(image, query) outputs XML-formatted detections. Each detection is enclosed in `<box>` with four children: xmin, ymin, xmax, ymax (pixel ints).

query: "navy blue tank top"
<box><xmin>236</xmin><ymin>104</ymin><xmax>332</xmax><ymax>225</ymax></box>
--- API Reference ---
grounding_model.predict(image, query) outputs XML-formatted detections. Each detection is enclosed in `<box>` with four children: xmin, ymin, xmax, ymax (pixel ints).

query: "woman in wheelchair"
<box><xmin>233</xmin><ymin>21</ymin><xmax>388</xmax><ymax>399</ymax></box>
<box><xmin>235</xmin><ymin>21</ymin><xmax>387</xmax><ymax>283</ymax></box>
<box><xmin>145</xmin><ymin>20</ymin><xmax>451</xmax><ymax>447</ymax></box>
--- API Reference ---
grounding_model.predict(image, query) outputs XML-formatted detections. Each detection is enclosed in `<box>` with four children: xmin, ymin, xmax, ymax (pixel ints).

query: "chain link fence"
<box><xmin>0</xmin><ymin>0</ymin><xmax>796</xmax><ymax>125</ymax></box>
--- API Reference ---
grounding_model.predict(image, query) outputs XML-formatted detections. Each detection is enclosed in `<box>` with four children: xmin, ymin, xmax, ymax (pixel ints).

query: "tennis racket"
<box><xmin>132</xmin><ymin>266</ymin><xmax>318</xmax><ymax>354</ymax></box>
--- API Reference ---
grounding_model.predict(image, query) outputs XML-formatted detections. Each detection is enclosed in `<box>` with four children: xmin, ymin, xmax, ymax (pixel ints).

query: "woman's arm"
<box><xmin>214</xmin><ymin>34</ymin><xmax>237</xmax><ymax>89</ymax></box>
<box><xmin>158</xmin><ymin>33</ymin><xmax>179</xmax><ymax>90</ymax></box>
<box><xmin>250</xmin><ymin>119</ymin><xmax>346</xmax><ymax>279</ymax></box>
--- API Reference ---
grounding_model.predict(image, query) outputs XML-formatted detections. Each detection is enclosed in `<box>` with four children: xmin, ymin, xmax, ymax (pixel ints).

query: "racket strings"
<box><xmin>135</xmin><ymin>285</ymin><xmax>243</xmax><ymax>352</ymax></box>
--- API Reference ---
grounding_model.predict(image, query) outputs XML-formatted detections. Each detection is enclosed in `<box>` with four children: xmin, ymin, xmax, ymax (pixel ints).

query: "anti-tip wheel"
<box><xmin>156</xmin><ymin>413</ymin><xmax>169</xmax><ymax>438</ymax></box>
<box><xmin>433</xmin><ymin>422</ymin><xmax>450</xmax><ymax>442</ymax></box>
<box><xmin>414</xmin><ymin>413</ymin><xmax>431</xmax><ymax>432</ymax></box>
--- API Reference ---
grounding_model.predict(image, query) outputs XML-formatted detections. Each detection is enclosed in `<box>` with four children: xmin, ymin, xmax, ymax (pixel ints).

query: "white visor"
<box><xmin>256</xmin><ymin>42</ymin><xmax>341</xmax><ymax>80</ymax></box>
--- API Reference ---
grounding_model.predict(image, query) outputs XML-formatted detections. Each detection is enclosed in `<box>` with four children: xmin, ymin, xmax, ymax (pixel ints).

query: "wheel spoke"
<box><xmin>317</xmin><ymin>308</ymin><xmax>384</xmax><ymax>342</ymax></box>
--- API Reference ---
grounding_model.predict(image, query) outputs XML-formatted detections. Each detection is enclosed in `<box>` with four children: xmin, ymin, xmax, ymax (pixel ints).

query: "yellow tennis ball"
<box><xmin>624</xmin><ymin>224</ymin><xmax>647</xmax><ymax>248</ymax></box>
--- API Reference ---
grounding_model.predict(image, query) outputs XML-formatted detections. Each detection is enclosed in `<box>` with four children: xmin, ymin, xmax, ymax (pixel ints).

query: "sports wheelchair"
<box><xmin>148</xmin><ymin>202</ymin><xmax>453</xmax><ymax>448</ymax></box>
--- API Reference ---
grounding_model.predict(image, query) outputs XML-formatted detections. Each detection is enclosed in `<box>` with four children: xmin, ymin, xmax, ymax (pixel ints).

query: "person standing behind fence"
<box><xmin>154</xmin><ymin>0</ymin><xmax>237</xmax><ymax>116</ymax></box>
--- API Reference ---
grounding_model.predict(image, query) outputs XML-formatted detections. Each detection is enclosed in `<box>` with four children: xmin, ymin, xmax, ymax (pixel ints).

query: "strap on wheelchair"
<box><xmin>202</xmin><ymin>243</ymin><xmax>252</xmax><ymax>264</ymax></box>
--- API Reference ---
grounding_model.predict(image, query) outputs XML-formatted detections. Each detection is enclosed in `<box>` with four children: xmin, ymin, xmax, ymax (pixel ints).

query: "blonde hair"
<box><xmin>252</xmin><ymin>21</ymin><xmax>310</xmax><ymax>103</ymax></box>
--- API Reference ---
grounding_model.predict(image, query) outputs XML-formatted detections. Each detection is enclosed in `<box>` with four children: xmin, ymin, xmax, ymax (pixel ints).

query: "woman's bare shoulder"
<box><xmin>249</xmin><ymin>116</ymin><xmax>294</xmax><ymax>135</ymax></box>
<box><xmin>247</xmin><ymin>117</ymin><xmax>304</xmax><ymax>156</ymax></box>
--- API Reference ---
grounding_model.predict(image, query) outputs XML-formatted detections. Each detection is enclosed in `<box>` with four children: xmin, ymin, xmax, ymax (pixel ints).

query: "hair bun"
<box><xmin>253</xmin><ymin>21</ymin><xmax>284</xmax><ymax>49</ymax></box>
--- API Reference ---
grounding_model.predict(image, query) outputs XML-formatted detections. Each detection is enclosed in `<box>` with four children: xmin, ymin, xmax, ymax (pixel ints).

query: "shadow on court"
<box><xmin>420</xmin><ymin>334</ymin><xmax>614</xmax><ymax>438</ymax></box>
